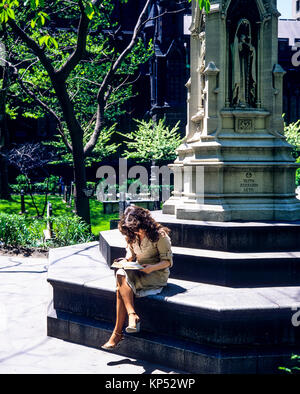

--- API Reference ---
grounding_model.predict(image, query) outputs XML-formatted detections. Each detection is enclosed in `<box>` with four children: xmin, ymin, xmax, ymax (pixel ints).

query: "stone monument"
<box><xmin>163</xmin><ymin>0</ymin><xmax>300</xmax><ymax>221</ymax></box>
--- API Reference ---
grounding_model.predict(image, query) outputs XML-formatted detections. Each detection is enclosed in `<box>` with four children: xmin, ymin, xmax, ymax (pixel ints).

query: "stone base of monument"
<box><xmin>162</xmin><ymin>195</ymin><xmax>300</xmax><ymax>222</ymax></box>
<box><xmin>47</xmin><ymin>213</ymin><xmax>300</xmax><ymax>374</ymax></box>
<box><xmin>102</xmin><ymin>200</ymin><xmax>157</xmax><ymax>214</ymax></box>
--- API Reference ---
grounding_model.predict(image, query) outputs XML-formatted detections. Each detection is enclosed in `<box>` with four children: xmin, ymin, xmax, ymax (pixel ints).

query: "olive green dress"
<box><xmin>116</xmin><ymin>229</ymin><xmax>173</xmax><ymax>298</ymax></box>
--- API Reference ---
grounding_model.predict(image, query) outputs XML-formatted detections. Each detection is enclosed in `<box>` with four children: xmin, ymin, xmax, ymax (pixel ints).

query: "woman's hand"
<box><xmin>140</xmin><ymin>264</ymin><xmax>154</xmax><ymax>274</ymax></box>
<box><xmin>140</xmin><ymin>260</ymin><xmax>171</xmax><ymax>274</ymax></box>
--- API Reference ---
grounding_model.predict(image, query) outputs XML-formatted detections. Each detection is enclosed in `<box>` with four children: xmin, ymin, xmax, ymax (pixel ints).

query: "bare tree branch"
<box><xmin>111</xmin><ymin>73</ymin><xmax>141</xmax><ymax>94</ymax></box>
<box><xmin>98</xmin><ymin>0</ymin><xmax>152</xmax><ymax>98</ymax></box>
<box><xmin>141</xmin><ymin>6</ymin><xmax>187</xmax><ymax>28</ymax></box>
<box><xmin>6</xmin><ymin>142</ymin><xmax>57</xmax><ymax>177</ymax></box>
<box><xmin>104</xmin><ymin>94</ymin><xmax>138</xmax><ymax>111</ymax></box>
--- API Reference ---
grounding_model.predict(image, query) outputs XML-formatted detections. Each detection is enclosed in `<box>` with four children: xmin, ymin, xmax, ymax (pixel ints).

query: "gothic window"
<box><xmin>166</xmin><ymin>51</ymin><xmax>185</xmax><ymax>105</ymax></box>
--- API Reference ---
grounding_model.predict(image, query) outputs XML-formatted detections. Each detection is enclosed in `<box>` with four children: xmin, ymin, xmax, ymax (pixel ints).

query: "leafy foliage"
<box><xmin>44</xmin><ymin>123</ymin><xmax>120</xmax><ymax>166</ymax></box>
<box><xmin>9</xmin><ymin>174</ymin><xmax>28</xmax><ymax>194</ymax></box>
<box><xmin>0</xmin><ymin>213</ymin><xmax>39</xmax><ymax>247</ymax></box>
<box><xmin>3</xmin><ymin>0</ymin><xmax>154</xmax><ymax>171</ymax></box>
<box><xmin>50</xmin><ymin>215</ymin><xmax>94</xmax><ymax>247</ymax></box>
<box><xmin>279</xmin><ymin>354</ymin><xmax>300</xmax><ymax>374</ymax></box>
<box><xmin>48</xmin><ymin>174</ymin><xmax>60</xmax><ymax>193</ymax></box>
<box><xmin>284</xmin><ymin>119</ymin><xmax>300</xmax><ymax>159</ymax></box>
<box><xmin>188</xmin><ymin>0</ymin><xmax>210</xmax><ymax>13</ymax></box>
<box><xmin>0</xmin><ymin>194</ymin><xmax>118</xmax><ymax>236</ymax></box>
<box><xmin>2</xmin><ymin>0</ymin><xmax>180</xmax><ymax>222</ymax></box>
<box><xmin>296</xmin><ymin>159</ymin><xmax>300</xmax><ymax>187</ymax></box>
<box><xmin>119</xmin><ymin>118</ymin><xmax>183</xmax><ymax>164</ymax></box>
<box><xmin>284</xmin><ymin>120</ymin><xmax>300</xmax><ymax>186</ymax></box>
<box><xmin>3</xmin><ymin>1</ymin><xmax>153</xmax><ymax>118</ymax></box>
<box><xmin>0</xmin><ymin>211</ymin><xmax>94</xmax><ymax>248</ymax></box>
<box><xmin>16</xmin><ymin>174</ymin><xmax>27</xmax><ymax>191</ymax></box>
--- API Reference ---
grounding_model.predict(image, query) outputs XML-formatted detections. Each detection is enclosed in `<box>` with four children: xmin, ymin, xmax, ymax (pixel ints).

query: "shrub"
<box><xmin>10</xmin><ymin>174</ymin><xmax>28</xmax><ymax>194</ymax></box>
<box><xmin>0</xmin><ymin>213</ymin><xmax>33</xmax><ymax>247</ymax></box>
<box><xmin>9</xmin><ymin>175</ymin><xmax>60</xmax><ymax>195</ymax></box>
<box><xmin>296</xmin><ymin>158</ymin><xmax>300</xmax><ymax>187</ymax></box>
<box><xmin>33</xmin><ymin>182</ymin><xmax>49</xmax><ymax>194</ymax></box>
<box><xmin>0</xmin><ymin>213</ymin><xmax>94</xmax><ymax>249</ymax></box>
<box><xmin>51</xmin><ymin>215</ymin><xmax>94</xmax><ymax>247</ymax></box>
<box><xmin>284</xmin><ymin>120</ymin><xmax>300</xmax><ymax>159</ymax></box>
<box><xmin>9</xmin><ymin>184</ymin><xmax>21</xmax><ymax>194</ymax></box>
<box><xmin>28</xmin><ymin>219</ymin><xmax>48</xmax><ymax>248</ymax></box>
<box><xmin>119</xmin><ymin>118</ymin><xmax>182</xmax><ymax>164</ymax></box>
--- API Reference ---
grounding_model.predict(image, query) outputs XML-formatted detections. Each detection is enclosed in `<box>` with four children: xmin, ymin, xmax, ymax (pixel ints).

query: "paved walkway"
<box><xmin>0</xmin><ymin>255</ymin><xmax>180</xmax><ymax>374</ymax></box>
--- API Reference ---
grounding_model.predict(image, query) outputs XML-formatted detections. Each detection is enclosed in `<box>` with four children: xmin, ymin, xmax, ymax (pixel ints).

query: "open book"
<box><xmin>111</xmin><ymin>258</ymin><xmax>144</xmax><ymax>270</ymax></box>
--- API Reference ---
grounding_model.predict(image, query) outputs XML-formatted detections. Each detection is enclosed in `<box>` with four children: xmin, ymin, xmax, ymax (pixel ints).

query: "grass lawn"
<box><xmin>0</xmin><ymin>194</ymin><xmax>119</xmax><ymax>236</ymax></box>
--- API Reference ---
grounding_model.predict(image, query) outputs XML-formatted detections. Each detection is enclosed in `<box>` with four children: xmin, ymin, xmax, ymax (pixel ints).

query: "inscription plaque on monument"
<box><xmin>239</xmin><ymin>170</ymin><xmax>260</xmax><ymax>193</ymax></box>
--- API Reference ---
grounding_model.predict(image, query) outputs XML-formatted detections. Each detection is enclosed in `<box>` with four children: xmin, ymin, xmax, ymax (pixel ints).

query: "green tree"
<box><xmin>1</xmin><ymin>0</ymin><xmax>155</xmax><ymax>223</ymax></box>
<box><xmin>284</xmin><ymin>119</ymin><xmax>300</xmax><ymax>159</ymax></box>
<box><xmin>119</xmin><ymin>117</ymin><xmax>183</xmax><ymax>164</ymax></box>
<box><xmin>119</xmin><ymin>117</ymin><xmax>183</xmax><ymax>207</ymax></box>
<box><xmin>284</xmin><ymin>119</ymin><xmax>300</xmax><ymax>187</ymax></box>
<box><xmin>1</xmin><ymin>0</ymin><xmax>210</xmax><ymax>222</ymax></box>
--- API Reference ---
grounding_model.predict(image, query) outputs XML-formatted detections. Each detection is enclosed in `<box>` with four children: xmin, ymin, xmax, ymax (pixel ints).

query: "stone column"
<box><xmin>204</xmin><ymin>61</ymin><xmax>220</xmax><ymax>135</ymax></box>
<box><xmin>163</xmin><ymin>165</ymin><xmax>183</xmax><ymax>215</ymax></box>
<box><xmin>272</xmin><ymin>64</ymin><xmax>286</xmax><ymax>134</ymax></box>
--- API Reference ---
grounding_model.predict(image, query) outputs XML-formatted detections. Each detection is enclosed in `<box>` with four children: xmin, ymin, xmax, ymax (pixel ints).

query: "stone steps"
<box><xmin>99</xmin><ymin>229</ymin><xmax>300</xmax><ymax>287</ymax></box>
<box><xmin>47</xmin><ymin>304</ymin><xmax>295</xmax><ymax>375</ymax></box>
<box><xmin>48</xmin><ymin>271</ymin><xmax>300</xmax><ymax>348</ymax></box>
<box><xmin>47</xmin><ymin>242</ymin><xmax>300</xmax><ymax>373</ymax></box>
<box><xmin>110</xmin><ymin>211</ymin><xmax>300</xmax><ymax>253</ymax></box>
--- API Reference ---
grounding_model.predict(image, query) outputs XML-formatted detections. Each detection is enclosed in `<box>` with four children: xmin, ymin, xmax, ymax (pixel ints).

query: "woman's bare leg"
<box><xmin>117</xmin><ymin>275</ymin><xmax>139</xmax><ymax>327</ymax></box>
<box><xmin>103</xmin><ymin>288</ymin><xmax>127</xmax><ymax>347</ymax></box>
<box><xmin>114</xmin><ymin>288</ymin><xmax>127</xmax><ymax>332</ymax></box>
<box><xmin>102</xmin><ymin>274</ymin><xmax>139</xmax><ymax>347</ymax></box>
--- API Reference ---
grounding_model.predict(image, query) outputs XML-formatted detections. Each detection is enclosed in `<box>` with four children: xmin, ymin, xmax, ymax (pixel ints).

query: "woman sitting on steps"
<box><xmin>101</xmin><ymin>205</ymin><xmax>173</xmax><ymax>350</ymax></box>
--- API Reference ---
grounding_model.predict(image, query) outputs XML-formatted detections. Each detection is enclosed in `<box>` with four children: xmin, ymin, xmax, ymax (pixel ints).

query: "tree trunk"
<box><xmin>0</xmin><ymin>62</ymin><xmax>10</xmax><ymax>200</ymax></box>
<box><xmin>0</xmin><ymin>152</ymin><xmax>10</xmax><ymax>199</ymax></box>
<box><xmin>53</xmin><ymin>79</ymin><xmax>91</xmax><ymax>224</ymax></box>
<box><xmin>72</xmin><ymin>134</ymin><xmax>91</xmax><ymax>224</ymax></box>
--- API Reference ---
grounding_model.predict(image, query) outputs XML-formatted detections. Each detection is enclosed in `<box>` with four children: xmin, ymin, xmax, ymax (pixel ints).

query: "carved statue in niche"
<box><xmin>231</xmin><ymin>18</ymin><xmax>257</xmax><ymax>108</ymax></box>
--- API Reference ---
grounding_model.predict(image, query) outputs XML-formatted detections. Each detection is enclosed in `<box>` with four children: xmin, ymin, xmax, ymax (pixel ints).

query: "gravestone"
<box><xmin>163</xmin><ymin>0</ymin><xmax>300</xmax><ymax>221</ymax></box>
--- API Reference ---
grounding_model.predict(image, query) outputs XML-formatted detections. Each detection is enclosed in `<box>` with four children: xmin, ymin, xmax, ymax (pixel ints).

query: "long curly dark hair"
<box><xmin>118</xmin><ymin>205</ymin><xmax>171</xmax><ymax>245</ymax></box>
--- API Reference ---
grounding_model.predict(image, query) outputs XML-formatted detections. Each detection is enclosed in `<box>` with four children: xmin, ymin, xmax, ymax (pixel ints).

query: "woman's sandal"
<box><xmin>125</xmin><ymin>312</ymin><xmax>141</xmax><ymax>334</ymax></box>
<box><xmin>101</xmin><ymin>331</ymin><xmax>124</xmax><ymax>350</ymax></box>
